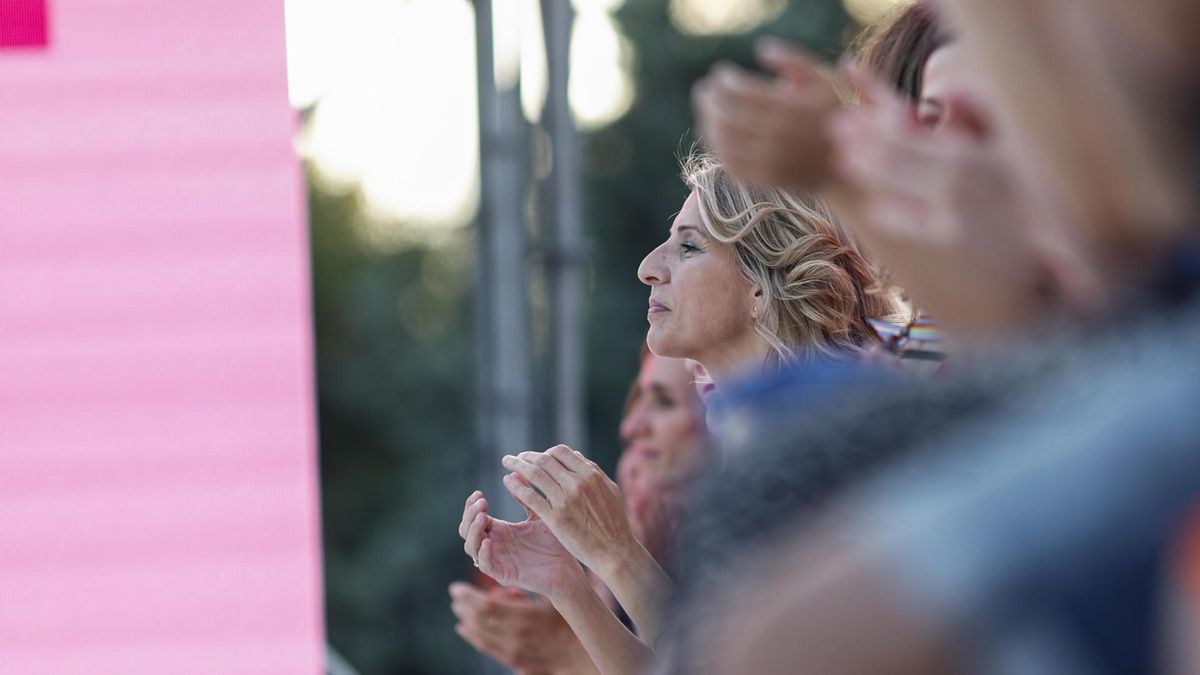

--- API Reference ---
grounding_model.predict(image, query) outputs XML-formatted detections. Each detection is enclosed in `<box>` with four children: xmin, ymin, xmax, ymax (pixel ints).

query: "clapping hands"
<box><xmin>498</xmin><ymin>445</ymin><xmax>637</xmax><ymax>580</ymax></box>
<box><xmin>459</xmin><ymin>490</ymin><xmax>585</xmax><ymax>599</ymax></box>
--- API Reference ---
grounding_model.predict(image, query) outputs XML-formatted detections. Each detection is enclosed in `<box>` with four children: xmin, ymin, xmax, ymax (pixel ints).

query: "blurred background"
<box><xmin>286</xmin><ymin>0</ymin><xmax>904</xmax><ymax>672</ymax></box>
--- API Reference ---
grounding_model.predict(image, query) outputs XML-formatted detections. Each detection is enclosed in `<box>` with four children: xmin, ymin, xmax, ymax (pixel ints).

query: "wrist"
<box><xmin>595</xmin><ymin>538</ymin><xmax>653</xmax><ymax>587</ymax></box>
<box><xmin>546</xmin><ymin>564</ymin><xmax>592</xmax><ymax>605</ymax></box>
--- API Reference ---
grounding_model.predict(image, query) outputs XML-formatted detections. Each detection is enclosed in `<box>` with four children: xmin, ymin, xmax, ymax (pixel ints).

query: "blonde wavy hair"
<box><xmin>683</xmin><ymin>152</ymin><xmax>903</xmax><ymax>367</ymax></box>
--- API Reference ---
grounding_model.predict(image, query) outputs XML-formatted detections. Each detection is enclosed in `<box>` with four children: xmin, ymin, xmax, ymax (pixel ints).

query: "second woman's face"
<box><xmin>637</xmin><ymin>192</ymin><xmax>757</xmax><ymax>366</ymax></box>
<box><xmin>618</xmin><ymin>354</ymin><xmax>707</xmax><ymax>493</ymax></box>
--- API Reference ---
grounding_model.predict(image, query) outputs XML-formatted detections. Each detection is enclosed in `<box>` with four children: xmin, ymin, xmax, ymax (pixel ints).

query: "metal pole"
<box><xmin>541</xmin><ymin>0</ymin><xmax>587</xmax><ymax>451</ymax></box>
<box><xmin>474</xmin><ymin>4</ymin><xmax>533</xmax><ymax>674</ymax></box>
<box><xmin>473</xmin><ymin>0</ymin><xmax>531</xmax><ymax>520</ymax></box>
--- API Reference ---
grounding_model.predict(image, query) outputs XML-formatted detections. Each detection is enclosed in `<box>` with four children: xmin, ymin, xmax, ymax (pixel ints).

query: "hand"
<box><xmin>827</xmin><ymin>62</ymin><xmax>1060</xmax><ymax>336</ymax></box>
<box><xmin>459</xmin><ymin>490</ymin><xmax>587</xmax><ymax>599</ymax></box>
<box><xmin>449</xmin><ymin>582</ymin><xmax>596</xmax><ymax>675</ymax></box>
<box><xmin>500</xmin><ymin>446</ymin><xmax>638</xmax><ymax>581</ymax></box>
<box><xmin>692</xmin><ymin>38</ymin><xmax>843</xmax><ymax>191</ymax></box>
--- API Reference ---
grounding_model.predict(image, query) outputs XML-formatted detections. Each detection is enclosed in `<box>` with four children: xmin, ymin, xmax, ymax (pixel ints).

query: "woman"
<box><xmin>639</xmin><ymin>152</ymin><xmax>897</xmax><ymax>386</ymax></box>
<box><xmin>459</xmin><ymin>155</ymin><xmax>899</xmax><ymax>674</ymax></box>
<box><xmin>616</xmin><ymin>347</ymin><xmax>710</xmax><ymax>576</ymax></box>
<box><xmin>452</xmin><ymin>348</ymin><xmax>707</xmax><ymax>675</ymax></box>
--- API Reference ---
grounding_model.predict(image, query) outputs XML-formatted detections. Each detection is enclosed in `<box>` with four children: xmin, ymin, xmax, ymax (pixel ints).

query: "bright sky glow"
<box><xmin>842</xmin><ymin>0</ymin><xmax>911</xmax><ymax>24</ymax></box>
<box><xmin>285</xmin><ymin>0</ymin><xmax>633</xmax><ymax>233</ymax></box>
<box><xmin>668</xmin><ymin>0</ymin><xmax>786</xmax><ymax>35</ymax></box>
<box><xmin>285</xmin><ymin>0</ymin><xmax>479</xmax><ymax>237</ymax></box>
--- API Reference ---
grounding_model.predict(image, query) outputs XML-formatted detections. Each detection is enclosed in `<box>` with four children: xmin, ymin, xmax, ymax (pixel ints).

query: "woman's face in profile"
<box><xmin>637</xmin><ymin>192</ymin><xmax>757</xmax><ymax>367</ymax></box>
<box><xmin>617</xmin><ymin>354</ymin><xmax>707</xmax><ymax>496</ymax></box>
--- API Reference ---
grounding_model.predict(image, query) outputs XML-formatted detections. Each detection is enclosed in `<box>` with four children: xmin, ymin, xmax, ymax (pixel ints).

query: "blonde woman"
<box><xmin>458</xmin><ymin>154</ymin><xmax>899</xmax><ymax>675</ymax></box>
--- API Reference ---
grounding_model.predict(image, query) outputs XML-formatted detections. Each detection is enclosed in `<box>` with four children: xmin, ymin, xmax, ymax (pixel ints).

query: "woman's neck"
<box><xmin>699</xmin><ymin>337</ymin><xmax>773</xmax><ymax>393</ymax></box>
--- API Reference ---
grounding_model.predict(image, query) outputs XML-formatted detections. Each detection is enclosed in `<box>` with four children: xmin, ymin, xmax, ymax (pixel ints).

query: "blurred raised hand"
<box><xmin>692</xmin><ymin>38</ymin><xmax>843</xmax><ymax>191</ymax></box>
<box><xmin>448</xmin><ymin>582</ymin><xmax>598</xmax><ymax>675</ymax></box>
<box><xmin>827</xmin><ymin>62</ymin><xmax>1063</xmax><ymax>337</ymax></box>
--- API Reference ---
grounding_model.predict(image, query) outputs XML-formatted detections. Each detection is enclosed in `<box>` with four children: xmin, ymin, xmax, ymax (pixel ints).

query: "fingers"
<box><xmin>501</xmin><ymin>453</ymin><xmax>567</xmax><ymax>498</ymax></box>
<box><xmin>478</xmin><ymin>538</ymin><xmax>497</xmax><ymax>576</ymax></box>
<box><xmin>502</xmin><ymin>472</ymin><xmax>551</xmax><ymax>517</ymax></box>
<box><xmin>464</xmin><ymin>510</ymin><xmax>491</xmax><ymax>562</ymax></box>
<box><xmin>699</xmin><ymin>66</ymin><xmax>827</xmax><ymax>133</ymax></box>
<box><xmin>542</xmin><ymin>445</ymin><xmax>613</xmax><ymax>490</ymax></box>
<box><xmin>838</xmin><ymin>58</ymin><xmax>902</xmax><ymax>112</ymax></box>
<box><xmin>830</xmin><ymin>111</ymin><xmax>939</xmax><ymax>200</ymax></box>
<box><xmin>454</xmin><ymin>622</ymin><xmax>507</xmax><ymax>662</ymax></box>
<box><xmin>507</xmin><ymin>475</ymin><xmax>541</xmax><ymax>521</ymax></box>
<box><xmin>459</xmin><ymin>495</ymin><xmax>487</xmax><ymax>540</ymax></box>
<box><xmin>459</xmin><ymin>492</ymin><xmax>488</xmax><ymax>540</ymax></box>
<box><xmin>450</xmin><ymin>582</ymin><xmax>528</xmax><ymax>628</ymax></box>
<box><xmin>695</xmin><ymin>62</ymin><xmax>839</xmax><ymax>190</ymax></box>
<box><xmin>448</xmin><ymin>581</ymin><xmax>492</xmax><ymax>617</ymax></box>
<box><xmin>755</xmin><ymin>37</ymin><xmax>823</xmax><ymax>85</ymax></box>
<box><xmin>546</xmin><ymin>444</ymin><xmax>589</xmax><ymax>473</ymax></box>
<box><xmin>694</xmin><ymin>77</ymin><xmax>762</xmax><ymax>138</ymax></box>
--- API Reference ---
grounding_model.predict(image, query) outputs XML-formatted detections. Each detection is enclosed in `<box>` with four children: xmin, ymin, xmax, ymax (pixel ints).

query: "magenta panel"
<box><xmin>0</xmin><ymin>0</ymin><xmax>323</xmax><ymax>673</ymax></box>
<box><xmin>0</xmin><ymin>0</ymin><xmax>47</xmax><ymax>48</ymax></box>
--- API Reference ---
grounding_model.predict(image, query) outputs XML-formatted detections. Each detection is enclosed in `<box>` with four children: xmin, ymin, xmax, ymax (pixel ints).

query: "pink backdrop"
<box><xmin>0</xmin><ymin>0</ymin><xmax>324</xmax><ymax>672</ymax></box>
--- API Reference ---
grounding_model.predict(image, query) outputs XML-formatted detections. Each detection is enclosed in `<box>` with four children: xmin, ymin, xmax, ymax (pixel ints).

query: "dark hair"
<box><xmin>853</xmin><ymin>2</ymin><xmax>952</xmax><ymax>101</ymax></box>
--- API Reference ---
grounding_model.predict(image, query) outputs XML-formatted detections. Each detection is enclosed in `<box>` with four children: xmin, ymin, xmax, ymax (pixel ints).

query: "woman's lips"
<box><xmin>648</xmin><ymin>300</ymin><xmax>670</xmax><ymax>318</ymax></box>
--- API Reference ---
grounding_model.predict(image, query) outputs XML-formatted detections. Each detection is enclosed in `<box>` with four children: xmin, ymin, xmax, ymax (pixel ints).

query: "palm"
<box><xmin>483</xmin><ymin>517</ymin><xmax>580</xmax><ymax>597</ymax></box>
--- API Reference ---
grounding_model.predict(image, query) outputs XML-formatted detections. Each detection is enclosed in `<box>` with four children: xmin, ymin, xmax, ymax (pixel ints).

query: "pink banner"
<box><xmin>0</xmin><ymin>0</ymin><xmax>46</xmax><ymax>47</ymax></box>
<box><xmin>0</xmin><ymin>0</ymin><xmax>324</xmax><ymax>672</ymax></box>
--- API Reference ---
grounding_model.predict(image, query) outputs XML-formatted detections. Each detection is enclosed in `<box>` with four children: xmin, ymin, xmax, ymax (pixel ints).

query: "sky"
<box><xmin>283</xmin><ymin>0</ymin><xmax>904</xmax><ymax>236</ymax></box>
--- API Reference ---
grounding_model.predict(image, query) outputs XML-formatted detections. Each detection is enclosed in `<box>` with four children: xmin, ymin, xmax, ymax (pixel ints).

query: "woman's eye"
<box><xmin>680</xmin><ymin>241</ymin><xmax>701</xmax><ymax>256</ymax></box>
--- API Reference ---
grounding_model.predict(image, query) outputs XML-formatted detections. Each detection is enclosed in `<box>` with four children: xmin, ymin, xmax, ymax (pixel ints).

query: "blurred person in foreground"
<box><xmin>458</xmin><ymin>154</ymin><xmax>903</xmax><ymax>675</ymax></box>
<box><xmin>693</xmin><ymin>1</ymin><xmax>1101</xmax><ymax>344</ymax></box>
<box><xmin>677</xmin><ymin>0</ymin><xmax>1200</xmax><ymax>672</ymax></box>
<box><xmin>450</xmin><ymin>348</ymin><xmax>707</xmax><ymax>674</ymax></box>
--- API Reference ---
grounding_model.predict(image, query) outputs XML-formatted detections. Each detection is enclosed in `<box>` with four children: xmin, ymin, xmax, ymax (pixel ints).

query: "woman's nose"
<box><xmin>620</xmin><ymin>406</ymin><xmax>651</xmax><ymax>443</ymax></box>
<box><xmin>638</xmin><ymin>244</ymin><xmax>668</xmax><ymax>286</ymax></box>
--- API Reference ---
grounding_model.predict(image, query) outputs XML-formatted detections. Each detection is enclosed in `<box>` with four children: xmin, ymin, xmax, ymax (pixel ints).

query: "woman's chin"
<box><xmin>645</xmin><ymin>329</ymin><xmax>685</xmax><ymax>359</ymax></box>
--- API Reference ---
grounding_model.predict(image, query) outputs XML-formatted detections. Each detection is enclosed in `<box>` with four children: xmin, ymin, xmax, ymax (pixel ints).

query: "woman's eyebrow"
<box><xmin>675</xmin><ymin>224</ymin><xmax>704</xmax><ymax>237</ymax></box>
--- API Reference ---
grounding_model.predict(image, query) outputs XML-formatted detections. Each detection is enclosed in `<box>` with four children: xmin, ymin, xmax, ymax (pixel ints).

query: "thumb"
<box><xmin>756</xmin><ymin>37</ymin><xmax>822</xmax><ymax>85</ymax></box>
